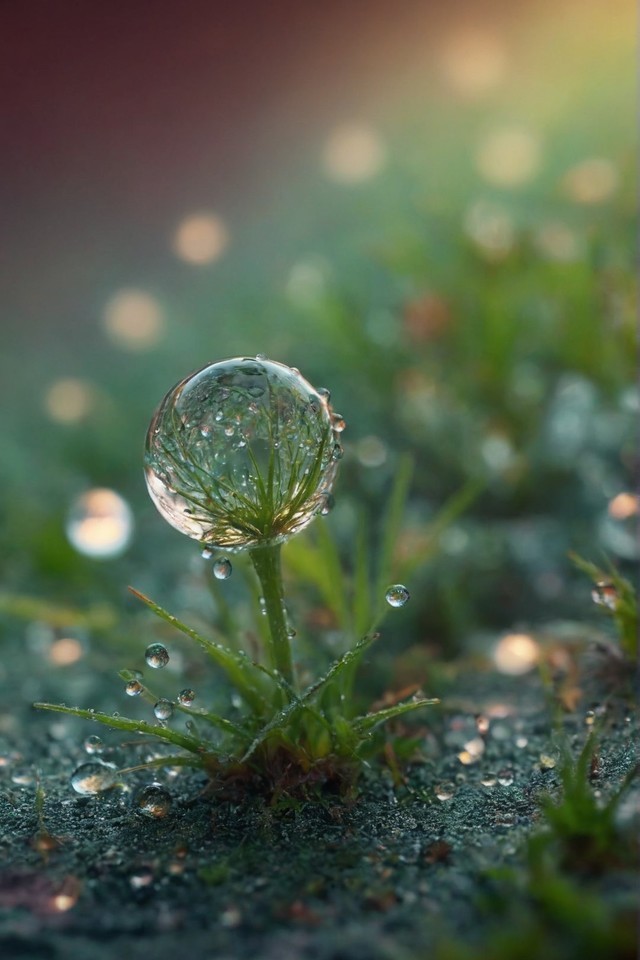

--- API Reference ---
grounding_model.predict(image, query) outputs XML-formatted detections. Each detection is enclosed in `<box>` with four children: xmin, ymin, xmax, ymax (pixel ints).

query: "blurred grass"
<box><xmin>0</xmin><ymin>1</ymin><xmax>635</xmax><ymax>671</ymax></box>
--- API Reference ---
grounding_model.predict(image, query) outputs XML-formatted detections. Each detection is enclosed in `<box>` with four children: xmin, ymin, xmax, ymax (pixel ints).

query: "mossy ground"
<box><xmin>1</xmin><ymin>643</ymin><xmax>636</xmax><ymax>960</ymax></box>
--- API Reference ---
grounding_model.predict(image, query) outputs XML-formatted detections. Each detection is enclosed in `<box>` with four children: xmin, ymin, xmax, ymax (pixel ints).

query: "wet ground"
<box><xmin>1</xmin><ymin>633</ymin><xmax>637</xmax><ymax>960</ymax></box>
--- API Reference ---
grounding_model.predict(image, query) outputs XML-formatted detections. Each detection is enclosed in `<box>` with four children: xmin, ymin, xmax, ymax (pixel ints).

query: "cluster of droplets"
<box><xmin>144</xmin><ymin>357</ymin><xmax>343</xmax><ymax>550</ymax></box>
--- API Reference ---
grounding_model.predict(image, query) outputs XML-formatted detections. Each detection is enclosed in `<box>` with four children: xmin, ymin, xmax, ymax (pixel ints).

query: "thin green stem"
<box><xmin>249</xmin><ymin>543</ymin><xmax>295</xmax><ymax>691</ymax></box>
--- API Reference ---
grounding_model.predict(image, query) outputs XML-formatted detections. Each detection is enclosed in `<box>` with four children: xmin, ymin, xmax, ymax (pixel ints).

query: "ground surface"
<box><xmin>1</xmin><ymin>649</ymin><xmax>636</xmax><ymax>960</ymax></box>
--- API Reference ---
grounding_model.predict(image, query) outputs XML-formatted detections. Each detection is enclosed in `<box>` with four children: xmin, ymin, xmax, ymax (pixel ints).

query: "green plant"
<box><xmin>570</xmin><ymin>552</ymin><xmax>638</xmax><ymax>659</ymax></box>
<box><xmin>36</xmin><ymin>358</ymin><xmax>450</xmax><ymax>799</ymax></box>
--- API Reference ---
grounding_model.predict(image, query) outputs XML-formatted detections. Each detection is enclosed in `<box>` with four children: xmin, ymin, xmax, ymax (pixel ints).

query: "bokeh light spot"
<box><xmin>494</xmin><ymin>633</ymin><xmax>540</xmax><ymax>675</ymax></box>
<box><xmin>439</xmin><ymin>29</ymin><xmax>508</xmax><ymax>99</ymax></box>
<box><xmin>608</xmin><ymin>492</ymin><xmax>638</xmax><ymax>520</ymax></box>
<box><xmin>173</xmin><ymin>213</ymin><xmax>229</xmax><ymax>264</ymax></box>
<box><xmin>49</xmin><ymin>638</ymin><xmax>83</xmax><ymax>666</ymax></box>
<box><xmin>102</xmin><ymin>290</ymin><xmax>165</xmax><ymax>351</ymax></box>
<box><xmin>563</xmin><ymin>158</ymin><xmax>619</xmax><ymax>204</ymax></box>
<box><xmin>322</xmin><ymin>123</ymin><xmax>386</xmax><ymax>184</ymax></box>
<box><xmin>66</xmin><ymin>488</ymin><xmax>134</xmax><ymax>559</ymax></box>
<box><xmin>476</xmin><ymin>127</ymin><xmax>541</xmax><ymax>187</ymax></box>
<box><xmin>44</xmin><ymin>378</ymin><xmax>96</xmax><ymax>424</ymax></box>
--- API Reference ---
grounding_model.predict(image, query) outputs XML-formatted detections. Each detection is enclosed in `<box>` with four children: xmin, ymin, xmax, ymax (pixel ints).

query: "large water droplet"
<box><xmin>144</xmin><ymin>359</ymin><xmax>339</xmax><ymax>550</ymax></box>
<box><xmin>145</xmin><ymin>643</ymin><xmax>169</xmax><ymax>669</ymax></box>
<box><xmin>385</xmin><ymin>584</ymin><xmax>410</xmax><ymax>608</ymax></box>
<box><xmin>134</xmin><ymin>783</ymin><xmax>173</xmax><ymax>819</ymax></box>
<box><xmin>153</xmin><ymin>699</ymin><xmax>174</xmax><ymax>721</ymax></box>
<box><xmin>212</xmin><ymin>557</ymin><xmax>232</xmax><ymax>580</ymax></box>
<box><xmin>70</xmin><ymin>761</ymin><xmax>116</xmax><ymax>795</ymax></box>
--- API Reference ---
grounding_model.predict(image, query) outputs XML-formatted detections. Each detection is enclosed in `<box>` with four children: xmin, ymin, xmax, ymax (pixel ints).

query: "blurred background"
<box><xmin>0</xmin><ymin>0</ymin><xmax>636</xmax><ymax>713</ymax></box>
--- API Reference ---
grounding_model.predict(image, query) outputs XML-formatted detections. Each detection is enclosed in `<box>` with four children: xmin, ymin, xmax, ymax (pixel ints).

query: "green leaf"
<box><xmin>129</xmin><ymin>587</ymin><xmax>267</xmax><ymax>713</ymax></box>
<box><xmin>350</xmin><ymin>697</ymin><xmax>440</xmax><ymax>736</ymax></box>
<box><xmin>33</xmin><ymin>703</ymin><xmax>212</xmax><ymax>757</ymax></box>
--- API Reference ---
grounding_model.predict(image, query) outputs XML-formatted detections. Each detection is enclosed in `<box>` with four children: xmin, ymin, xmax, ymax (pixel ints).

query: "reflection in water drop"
<box><xmin>212</xmin><ymin>557</ymin><xmax>232</xmax><ymax>580</ymax></box>
<box><xmin>385</xmin><ymin>585</ymin><xmax>410</xmax><ymax>608</ymax></box>
<box><xmin>434</xmin><ymin>782</ymin><xmax>456</xmax><ymax>801</ymax></box>
<box><xmin>591</xmin><ymin>581</ymin><xmax>619</xmax><ymax>610</ymax></box>
<box><xmin>145</xmin><ymin>643</ymin><xmax>169</xmax><ymax>669</ymax></box>
<box><xmin>84</xmin><ymin>735</ymin><xmax>104</xmax><ymax>755</ymax></box>
<box><xmin>322</xmin><ymin>122</ymin><xmax>386</xmax><ymax>183</ymax></box>
<box><xmin>70</xmin><ymin>761</ymin><xmax>117</xmax><ymax>795</ymax></box>
<box><xmin>153</xmin><ymin>699</ymin><xmax>174</xmax><ymax>721</ymax></box>
<box><xmin>144</xmin><ymin>358</ymin><xmax>340</xmax><ymax>550</ymax></box>
<box><xmin>177</xmin><ymin>689</ymin><xmax>196</xmax><ymax>706</ymax></box>
<box><xmin>125</xmin><ymin>679</ymin><xmax>143</xmax><ymax>696</ymax></box>
<box><xmin>134</xmin><ymin>783</ymin><xmax>173</xmax><ymax>819</ymax></box>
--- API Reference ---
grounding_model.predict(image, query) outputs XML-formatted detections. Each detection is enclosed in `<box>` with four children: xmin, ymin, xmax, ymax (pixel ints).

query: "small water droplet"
<box><xmin>125</xmin><ymin>679</ymin><xmax>143</xmax><ymax>697</ymax></box>
<box><xmin>70</xmin><ymin>761</ymin><xmax>117</xmax><ymax>795</ymax></box>
<box><xmin>201</xmin><ymin>545</ymin><xmax>214</xmax><ymax>559</ymax></box>
<box><xmin>332</xmin><ymin>442</ymin><xmax>343</xmax><ymax>460</ymax></box>
<box><xmin>84</xmin><ymin>735</ymin><xmax>104</xmax><ymax>755</ymax></box>
<box><xmin>385</xmin><ymin>584</ymin><xmax>410</xmax><ymax>608</ymax></box>
<box><xmin>212</xmin><ymin>557</ymin><xmax>232</xmax><ymax>580</ymax></box>
<box><xmin>497</xmin><ymin>768</ymin><xmax>514</xmax><ymax>786</ymax></box>
<box><xmin>154</xmin><ymin>699</ymin><xmax>174</xmax><ymax>721</ymax></box>
<box><xmin>177</xmin><ymin>689</ymin><xmax>196</xmax><ymax>706</ymax></box>
<box><xmin>145</xmin><ymin>643</ymin><xmax>169</xmax><ymax>669</ymax></box>
<box><xmin>331</xmin><ymin>414</ymin><xmax>346</xmax><ymax>433</ymax></box>
<box><xmin>11</xmin><ymin>768</ymin><xmax>35</xmax><ymax>787</ymax></box>
<box><xmin>224</xmin><ymin>425</ymin><xmax>235</xmax><ymax>437</ymax></box>
<box><xmin>286</xmin><ymin>627</ymin><xmax>297</xmax><ymax>639</ymax></box>
<box><xmin>481</xmin><ymin>772</ymin><xmax>497</xmax><ymax>787</ymax></box>
<box><xmin>320</xmin><ymin>493</ymin><xmax>335</xmax><ymax>516</ymax></box>
<box><xmin>259</xmin><ymin>597</ymin><xmax>267</xmax><ymax>615</ymax></box>
<box><xmin>134</xmin><ymin>783</ymin><xmax>172</xmax><ymax>819</ymax></box>
<box><xmin>591</xmin><ymin>581</ymin><xmax>618</xmax><ymax>610</ymax></box>
<box><xmin>255</xmin><ymin>353</ymin><xmax>268</xmax><ymax>361</ymax></box>
<box><xmin>434</xmin><ymin>781</ymin><xmax>455</xmax><ymax>801</ymax></box>
<box><xmin>584</xmin><ymin>710</ymin><xmax>596</xmax><ymax>726</ymax></box>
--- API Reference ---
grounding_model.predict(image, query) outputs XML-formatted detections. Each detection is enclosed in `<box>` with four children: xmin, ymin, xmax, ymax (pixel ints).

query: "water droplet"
<box><xmin>144</xmin><ymin>358</ymin><xmax>340</xmax><ymax>549</ymax></box>
<box><xmin>11</xmin><ymin>768</ymin><xmax>35</xmax><ymax>786</ymax></box>
<box><xmin>255</xmin><ymin>353</ymin><xmax>268</xmax><ymax>361</ymax></box>
<box><xmin>591</xmin><ymin>581</ymin><xmax>619</xmax><ymax>610</ymax></box>
<box><xmin>497</xmin><ymin>768</ymin><xmax>514</xmax><ymax>786</ymax></box>
<box><xmin>134</xmin><ymin>783</ymin><xmax>173</xmax><ymax>819</ymax></box>
<box><xmin>320</xmin><ymin>493</ymin><xmax>335</xmax><ymax>516</ymax></box>
<box><xmin>434</xmin><ymin>781</ymin><xmax>455</xmax><ymax>801</ymax></box>
<box><xmin>286</xmin><ymin>627</ymin><xmax>296</xmax><ymax>639</ymax></box>
<box><xmin>66</xmin><ymin>488</ymin><xmax>134</xmax><ymax>559</ymax></box>
<box><xmin>84</xmin><ymin>735</ymin><xmax>104</xmax><ymax>755</ymax></box>
<box><xmin>481</xmin><ymin>772</ymin><xmax>497</xmax><ymax>787</ymax></box>
<box><xmin>125</xmin><ymin>679</ymin><xmax>143</xmax><ymax>697</ymax></box>
<box><xmin>332</xmin><ymin>443</ymin><xmax>343</xmax><ymax>460</ymax></box>
<box><xmin>145</xmin><ymin>643</ymin><xmax>169</xmax><ymax>669</ymax></box>
<box><xmin>331</xmin><ymin>414</ymin><xmax>346</xmax><ymax>433</ymax></box>
<box><xmin>317</xmin><ymin>387</ymin><xmax>331</xmax><ymax>401</ymax></box>
<box><xmin>584</xmin><ymin>710</ymin><xmax>596</xmax><ymax>726</ymax></box>
<box><xmin>201</xmin><ymin>545</ymin><xmax>214</xmax><ymax>559</ymax></box>
<box><xmin>177</xmin><ymin>689</ymin><xmax>196</xmax><ymax>706</ymax></box>
<box><xmin>385</xmin><ymin>584</ymin><xmax>410</xmax><ymax>608</ymax></box>
<box><xmin>475</xmin><ymin>715</ymin><xmax>490</xmax><ymax>735</ymax></box>
<box><xmin>70</xmin><ymin>761</ymin><xmax>117</xmax><ymax>795</ymax></box>
<box><xmin>153</xmin><ymin>699</ymin><xmax>174</xmax><ymax>721</ymax></box>
<box><xmin>212</xmin><ymin>557</ymin><xmax>232</xmax><ymax>580</ymax></box>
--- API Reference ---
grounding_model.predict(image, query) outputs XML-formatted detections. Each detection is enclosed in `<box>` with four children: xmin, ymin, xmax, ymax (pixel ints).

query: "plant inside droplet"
<box><xmin>36</xmin><ymin>357</ymin><xmax>452</xmax><ymax>801</ymax></box>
